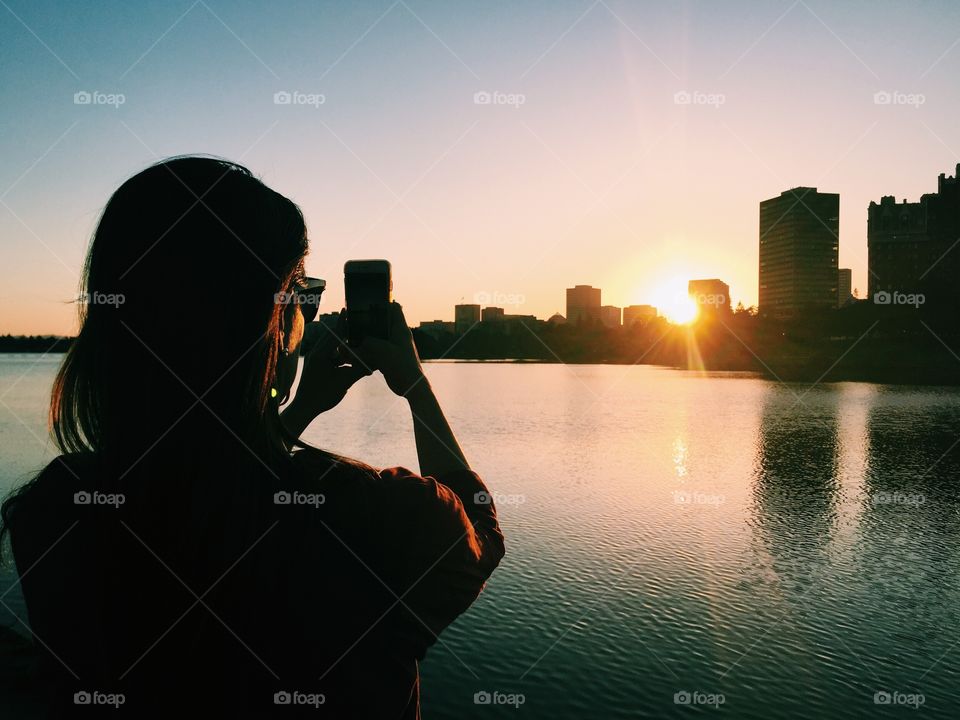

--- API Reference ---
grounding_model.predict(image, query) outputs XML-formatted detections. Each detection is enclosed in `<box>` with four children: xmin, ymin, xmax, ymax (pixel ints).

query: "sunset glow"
<box><xmin>2</xmin><ymin>3</ymin><xmax>959</xmax><ymax>334</ymax></box>
<box><xmin>650</xmin><ymin>276</ymin><xmax>699</xmax><ymax>325</ymax></box>
<box><xmin>3</xmin><ymin>3</ymin><xmax>960</xmax><ymax>719</ymax></box>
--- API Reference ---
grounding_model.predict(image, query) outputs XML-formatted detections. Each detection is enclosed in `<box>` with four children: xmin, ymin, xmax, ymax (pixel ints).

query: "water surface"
<box><xmin>2</xmin><ymin>356</ymin><xmax>959</xmax><ymax>717</ymax></box>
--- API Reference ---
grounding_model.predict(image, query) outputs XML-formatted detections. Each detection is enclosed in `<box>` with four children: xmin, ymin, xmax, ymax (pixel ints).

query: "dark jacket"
<box><xmin>8</xmin><ymin>450</ymin><xmax>505</xmax><ymax>718</ymax></box>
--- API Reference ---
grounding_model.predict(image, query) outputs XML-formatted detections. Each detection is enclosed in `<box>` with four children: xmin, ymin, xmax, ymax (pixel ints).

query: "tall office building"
<box><xmin>623</xmin><ymin>305</ymin><xmax>657</xmax><ymax>326</ymax></box>
<box><xmin>600</xmin><ymin>305</ymin><xmax>621</xmax><ymax>328</ymax></box>
<box><xmin>566</xmin><ymin>285</ymin><xmax>601</xmax><ymax>325</ymax></box>
<box><xmin>454</xmin><ymin>304</ymin><xmax>480</xmax><ymax>335</ymax></box>
<box><xmin>688</xmin><ymin>279</ymin><xmax>731</xmax><ymax>314</ymax></box>
<box><xmin>759</xmin><ymin>187</ymin><xmax>839</xmax><ymax>316</ymax></box>
<box><xmin>867</xmin><ymin>164</ymin><xmax>960</xmax><ymax>303</ymax></box>
<box><xmin>837</xmin><ymin>268</ymin><xmax>852</xmax><ymax>307</ymax></box>
<box><xmin>481</xmin><ymin>307</ymin><xmax>505</xmax><ymax>322</ymax></box>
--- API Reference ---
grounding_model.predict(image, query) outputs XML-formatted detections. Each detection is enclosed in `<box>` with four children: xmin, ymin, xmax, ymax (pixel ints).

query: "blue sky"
<box><xmin>2</xmin><ymin>0</ymin><xmax>960</xmax><ymax>331</ymax></box>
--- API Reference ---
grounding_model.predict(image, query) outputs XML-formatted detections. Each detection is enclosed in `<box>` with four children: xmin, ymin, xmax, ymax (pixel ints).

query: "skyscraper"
<box><xmin>688</xmin><ymin>279</ymin><xmax>731</xmax><ymax>314</ymax></box>
<box><xmin>566</xmin><ymin>285</ymin><xmax>601</xmax><ymax>325</ymax></box>
<box><xmin>837</xmin><ymin>268</ymin><xmax>852</xmax><ymax>307</ymax></box>
<box><xmin>867</xmin><ymin>164</ymin><xmax>960</xmax><ymax>304</ymax></box>
<box><xmin>481</xmin><ymin>307</ymin><xmax>505</xmax><ymax>322</ymax></box>
<box><xmin>600</xmin><ymin>305</ymin><xmax>621</xmax><ymax>328</ymax></box>
<box><xmin>759</xmin><ymin>187</ymin><xmax>839</xmax><ymax>316</ymax></box>
<box><xmin>623</xmin><ymin>305</ymin><xmax>657</xmax><ymax>326</ymax></box>
<box><xmin>454</xmin><ymin>304</ymin><xmax>480</xmax><ymax>335</ymax></box>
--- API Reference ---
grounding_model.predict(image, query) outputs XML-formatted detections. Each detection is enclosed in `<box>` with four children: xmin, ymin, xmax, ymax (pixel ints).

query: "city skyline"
<box><xmin>3</xmin><ymin>1</ymin><xmax>960</xmax><ymax>334</ymax></box>
<box><xmin>8</xmin><ymin>161</ymin><xmax>950</xmax><ymax>333</ymax></box>
<box><xmin>429</xmin><ymin>160</ymin><xmax>960</xmax><ymax>328</ymax></box>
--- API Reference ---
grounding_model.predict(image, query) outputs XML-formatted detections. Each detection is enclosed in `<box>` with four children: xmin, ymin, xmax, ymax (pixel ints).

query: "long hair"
<box><xmin>1</xmin><ymin>156</ymin><xmax>309</xmax><ymax>562</ymax></box>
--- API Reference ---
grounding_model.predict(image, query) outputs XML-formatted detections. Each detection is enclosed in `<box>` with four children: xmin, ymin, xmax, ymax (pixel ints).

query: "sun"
<box><xmin>649</xmin><ymin>276</ymin><xmax>699</xmax><ymax>325</ymax></box>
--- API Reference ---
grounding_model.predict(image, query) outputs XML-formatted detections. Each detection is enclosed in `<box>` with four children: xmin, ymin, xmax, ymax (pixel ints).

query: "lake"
<box><xmin>2</xmin><ymin>355</ymin><xmax>960</xmax><ymax>717</ymax></box>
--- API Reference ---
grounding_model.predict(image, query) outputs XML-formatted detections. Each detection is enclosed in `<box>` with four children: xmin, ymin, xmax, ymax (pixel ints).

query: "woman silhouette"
<box><xmin>1</xmin><ymin>157</ymin><xmax>504</xmax><ymax>718</ymax></box>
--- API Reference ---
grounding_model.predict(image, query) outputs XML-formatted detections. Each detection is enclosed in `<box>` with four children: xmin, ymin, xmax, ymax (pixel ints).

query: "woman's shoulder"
<box><xmin>1</xmin><ymin>453</ymin><xmax>96</xmax><ymax>561</ymax></box>
<box><xmin>289</xmin><ymin>447</ymin><xmax>380</xmax><ymax>488</ymax></box>
<box><xmin>5</xmin><ymin>453</ymin><xmax>93</xmax><ymax>513</ymax></box>
<box><xmin>288</xmin><ymin>449</ymin><xmax>446</xmax><ymax>509</ymax></box>
<box><xmin>37</xmin><ymin>453</ymin><xmax>95</xmax><ymax>482</ymax></box>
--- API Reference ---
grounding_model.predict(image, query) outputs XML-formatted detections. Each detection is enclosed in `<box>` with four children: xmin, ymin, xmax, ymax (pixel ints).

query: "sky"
<box><xmin>2</xmin><ymin>0</ymin><xmax>960</xmax><ymax>333</ymax></box>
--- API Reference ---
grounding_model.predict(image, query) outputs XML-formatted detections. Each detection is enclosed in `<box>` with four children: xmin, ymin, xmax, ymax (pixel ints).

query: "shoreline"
<box><xmin>3</xmin><ymin>352</ymin><xmax>958</xmax><ymax>387</ymax></box>
<box><xmin>421</xmin><ymin>359</ymin><xmax>960</xmax><ymax>386</ymax></box>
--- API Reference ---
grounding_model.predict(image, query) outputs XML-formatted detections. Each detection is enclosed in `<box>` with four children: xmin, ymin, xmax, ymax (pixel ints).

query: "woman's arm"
<box><xmin>356</xmin><ymin>305</ymin><xmax>503</xmax><ymax>655</ymax></box>
<box><xmin>354</xmin><ymin>302</ymin><xmax>469</xmax><ymax>477</ymax></box>
<box><xmin>405</xmin><ymin>378</ymin><xmax>468</xmax><ymax>476</ymax></box>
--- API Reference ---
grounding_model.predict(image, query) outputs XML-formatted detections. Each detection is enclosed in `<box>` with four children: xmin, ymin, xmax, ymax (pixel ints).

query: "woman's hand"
<box><xmin>282</xmin><ymin>313</ymin><xmax>370</xmax><ymax>438</ymax></box>
<box><xmin>352</xmin><ymin>302</ymin><xmax>426</xmax><ymax>397</ymax></box>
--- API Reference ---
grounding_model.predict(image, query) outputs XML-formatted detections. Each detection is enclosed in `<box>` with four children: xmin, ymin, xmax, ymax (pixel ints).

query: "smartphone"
<box><xmin>344</xmin><ymin>259</ymin><xmax>392</xmax><ymax>346</ymax></box>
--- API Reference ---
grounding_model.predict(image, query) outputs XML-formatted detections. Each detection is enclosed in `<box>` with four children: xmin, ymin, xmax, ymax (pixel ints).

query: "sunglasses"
<box><xmin>277</xmin><ymin>277</ymin><xmax>325</xmax><ymax>323</ymax></box>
